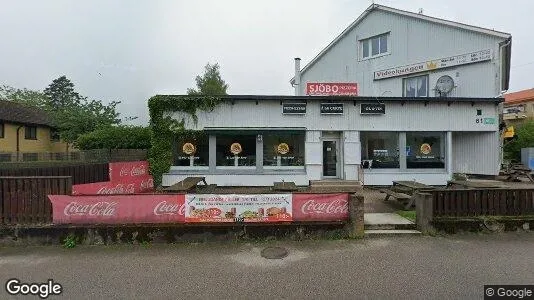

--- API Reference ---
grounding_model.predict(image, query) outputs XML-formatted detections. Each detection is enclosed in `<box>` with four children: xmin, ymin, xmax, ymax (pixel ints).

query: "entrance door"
<box><xmin>322</xmin><ymin>140</ymin><xmax>339</xmax><ymax>178</ymax></box>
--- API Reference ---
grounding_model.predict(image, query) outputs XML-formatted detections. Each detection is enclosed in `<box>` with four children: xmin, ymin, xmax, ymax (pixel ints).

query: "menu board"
<box><xmin>185</xmin><ymin>194</ymin><xmax>292</xmax><ymax>223</ymax></box>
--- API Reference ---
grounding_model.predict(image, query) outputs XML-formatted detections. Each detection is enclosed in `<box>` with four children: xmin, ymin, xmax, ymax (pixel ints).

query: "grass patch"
<box><xmin>396</xmin><ymin>210</ymin><xmax>416</xmax><ymax>222</ymax></box>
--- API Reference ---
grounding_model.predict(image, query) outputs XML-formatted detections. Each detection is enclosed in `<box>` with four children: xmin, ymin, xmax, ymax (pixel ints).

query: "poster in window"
<box><xmin>230</xmin><ymin>143</ymin><xmax>242</xmax><ymax>155</ymax></box>
<box><xmin>182</xmin><ymin>143</ymin><xmax>196</xmax><ymax>155</ymax></box>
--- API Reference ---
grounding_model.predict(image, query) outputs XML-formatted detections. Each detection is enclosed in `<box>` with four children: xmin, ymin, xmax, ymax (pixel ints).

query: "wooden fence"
<box><xmin>0</xmin><ymin>176</ymin><xmax>72</xmax><ymax>225</ymax></box>
<box><xmin>0</xmin><ymin>163</ymin><xmax>109</xmax><ymax>185</ymax></box>
<box><xmin>430</xmin><ymin>189</ymin><xmax>534</xmax><ymax>217</ymax></box>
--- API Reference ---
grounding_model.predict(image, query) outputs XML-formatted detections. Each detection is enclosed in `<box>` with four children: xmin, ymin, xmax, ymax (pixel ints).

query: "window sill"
<box><xmin>24</xmin><ymin>138</ymin><xmax>37</xmax><ymax>140</ymax></box>
<box><xmin>361</xmin><ymin>52</ymin><xmax>390</xmax><ymax>61</ymax></box>
<box><xmin>216</xmin><ymin>166</ymin><xmax>257</xmax><ymax>170</ymax></box>
<box><xmin>264</xmin><ymin>166</ymin><xmax>305</xmax><ymax>170</ymax></box>
<box><xmin>363</xmin><ymin>169</ymin><xmax>447</xmax><ymax>173</ymax></box>
<box><xmin>170</xmin><ymin>166</ymin><xmax>209</xmax><ymax>171</ymax></box>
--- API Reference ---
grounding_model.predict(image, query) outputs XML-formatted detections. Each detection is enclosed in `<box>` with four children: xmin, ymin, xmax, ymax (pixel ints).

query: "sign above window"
<box><xmin>360</xmin><ymin>103</ymin><xmax>385</xmax><ymax>115</ymax></box>
<box><xmin>306</xmin><ymin>83</ymin><xmax>358</xmax><ymax>96</ymax></box>
<box><xmin>320</xmin><ymin>103</ymin><xmax>344</xmax><ymax>114</ymax></box>
<box><xmin>374</xmin><ymin>49</ymin><xmax>492</xmax><ymax>80</ymax></box>
<box><xmin>283</xmin><ymin>103</ymin><xmax>306</xmax><ymax>114</ymax></box>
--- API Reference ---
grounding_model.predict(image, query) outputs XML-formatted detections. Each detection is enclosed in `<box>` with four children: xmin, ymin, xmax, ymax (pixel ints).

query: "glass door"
<box><xmin>322</xmin><ymin>140</ymin><xmax>338</xmax><ymax>178</ymax></box>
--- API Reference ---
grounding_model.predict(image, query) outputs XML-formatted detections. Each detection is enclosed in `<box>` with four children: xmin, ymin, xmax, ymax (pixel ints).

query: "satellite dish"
<box><xmin>435</xmin><ymin>75</ymin><xmax>455</xmax><ymax>96</ymax></box>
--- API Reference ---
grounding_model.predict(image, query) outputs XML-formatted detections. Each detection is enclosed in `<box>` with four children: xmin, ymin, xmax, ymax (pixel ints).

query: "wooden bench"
<box><xmin>378</xmin><ymin>188</ymin><xmax>414</xmax><ymax>210</ymax></box>
<box><xmin>273</xmin><ymin>181</ymin><xmax>299</xmax><ymax>191</ymax></box>
<box><xmin>164</xmin><ymin>176</ymin><xmax>208</xmax><ymax>192</ymax></box>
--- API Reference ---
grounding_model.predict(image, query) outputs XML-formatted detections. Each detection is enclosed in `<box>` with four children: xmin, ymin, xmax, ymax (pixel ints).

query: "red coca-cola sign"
<box><xmin>109</xmin><ymin>161</ymin><xmax>149</xmax><ymax>181</ymax></box>
<box><xmin>49</xmin><ymin>194</ymin><xmax>186</xmax><ymax>224</ymax></box>
<box><xmin>292</xmin><ymin>194</ymin><xmax>349</xmax><ymax>221</ymax></box>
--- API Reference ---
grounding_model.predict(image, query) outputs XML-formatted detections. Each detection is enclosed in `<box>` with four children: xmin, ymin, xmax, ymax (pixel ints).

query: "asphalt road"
<box><xmin>1</xmin><ymin>232</ymin><xmax>534</xmax><ymax>300</ymax></box>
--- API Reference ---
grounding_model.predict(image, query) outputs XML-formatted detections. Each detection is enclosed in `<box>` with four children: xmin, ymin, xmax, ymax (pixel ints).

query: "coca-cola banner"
<box><xmin>292</xmin><ymin>193</ymin><xmax>349</xmax><ymax>221</ymax></box>
<box><xmin>109</xmin><ymin>161</ymin><xmax>149</xmax><ymax>181</ymax></box>
<box><xmin>185</xmin><ymin>194</ymin><xmax>292</xmax><ymax>223</ymax></box>
<box><xmin>72</xmin><ymin>161</ymin><xmax>154</xmax><ymax>195</ymax></box>
<box><xmin>49</xmin><ymin>194</ymin><xmax>185</xmax><ymax>224</ymax></box>
<box><xmin>72</xmin><ymin>176</ymin><xmax>154</xmax><ymax>195</ymax></box>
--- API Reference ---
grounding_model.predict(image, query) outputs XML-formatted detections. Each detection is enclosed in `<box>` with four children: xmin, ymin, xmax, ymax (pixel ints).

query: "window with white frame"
<box><xmin>361</xmin><ymin>33</ymin><xmax>388</xmax><ymax>59</ymax></box>
<box><xmin>403</xmin><ymin>75</ymin><xmax>429</xmax><ymax>97</ymax></box>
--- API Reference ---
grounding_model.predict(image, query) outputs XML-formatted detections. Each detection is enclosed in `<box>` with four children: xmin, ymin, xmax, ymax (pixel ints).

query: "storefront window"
<box><xmin>174</xmin><ymin>134</ymin><xmax>209</xmax><ymax>167</ymax></box>
<box><xmin>216</xmin><ymin>135</ymin><xmax>256</xmax><ymax>166</ymax></box>
<box><xmin>263</xmin><ymin>132</ymin><xmax>305</xmax><ymax>167</ymax></box>
<box><xmin>360</xmin><ymin>132</ymin><xmax>399</xmax><ymax>168</ymax></box>
<box><xmin>406</xmin><ymin>132</ymin><xmax>445</xmax><ymax>169</ymax></box>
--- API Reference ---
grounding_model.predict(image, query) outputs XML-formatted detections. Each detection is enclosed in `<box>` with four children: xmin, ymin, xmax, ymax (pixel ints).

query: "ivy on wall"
<box><xmin>148</xmin><ymin>95</ymin><xmax>222</xmax><ymax>187</ymax></box>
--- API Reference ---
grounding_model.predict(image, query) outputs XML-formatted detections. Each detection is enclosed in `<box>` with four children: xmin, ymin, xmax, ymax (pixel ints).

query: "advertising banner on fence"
<box><xmin>72</xmin><ymin>176</ymin><xmax>154</xmax><ymax>195</ymax></box>
<box><xmin>72</xmin><ymin>160</ymin><xmax>154</xmax><ymax>195</ymax></box>
<box><xmin>185</xmin><ymin>194</ymin><xmax>292</xmax><ymax>223</ymax></box>
<box><xmin>292</xmin><ymin>193</ymin><xmax>349</xmax><ymax>221</ymax></box>
<box><xmin>48</xmin><ymin>194</ymin><xmax>185</xmax><ymax>224</ymax></box>
<box><xmin>109</xmin><ymin>161</ymin><xmax>150</xmax><ymax>182</ymax></box>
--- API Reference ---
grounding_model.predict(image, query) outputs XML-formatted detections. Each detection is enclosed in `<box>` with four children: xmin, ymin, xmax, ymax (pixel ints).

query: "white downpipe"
<box><xmin>294</xmin><ymin>58</ymin><xmax>301</xmax><ymax>96</ymax></box>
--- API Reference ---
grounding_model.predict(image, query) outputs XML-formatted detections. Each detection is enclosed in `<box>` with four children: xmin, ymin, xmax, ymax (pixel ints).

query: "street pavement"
<box><xmin>1</xmin><ymin>232</ymin><xmax>534</xmax><ymax>300</ymax></box>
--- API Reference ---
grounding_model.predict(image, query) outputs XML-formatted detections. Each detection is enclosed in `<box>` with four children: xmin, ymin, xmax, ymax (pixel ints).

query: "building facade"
<box><xmin>161</xmin><ymin>4</ymin><xmax>511</xmax><ymax>187</ymax></box>
<box><xmin>503</xmin><ymin>88</ymin><xmax>534</xmax><ymax>126</ymax></box>
<box><xmin>0</xmin><ymin>100</ymin><xmax>68</xmax><ymax>161</ymax></box>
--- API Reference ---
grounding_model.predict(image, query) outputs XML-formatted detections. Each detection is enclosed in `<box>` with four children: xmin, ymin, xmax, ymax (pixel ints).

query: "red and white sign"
<box><xmin>48</xmin><ymin>194</ymin><xmax>185</xmax><ymax>224</ymax></box>
<box><xmin>306</xmin><ymin>83</ymin><xmax>358</xmax><ymax>96</ymax></box>
<box><xmin>72</xmin><ymin>161</ymin><xmax>154</xmax><ymax>195</ymax></box>
<box><xmin>292</xmin><ymin>193</ymin><xmax>349</xmax><ymax>221</ymax></box>
<box><xmin>109</xmin><ymin>161</ymin><xmax>149</xmax><ymax>181</ymax></box>
<box><xmin>185</xmin><ymin>194</ymin><xmax>292</xmax><ymax>223</ymax></box>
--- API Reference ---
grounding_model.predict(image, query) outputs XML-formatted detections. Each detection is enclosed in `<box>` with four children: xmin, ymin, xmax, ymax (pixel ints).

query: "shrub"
<box><xmin>503</xmin><ymin>120</ymin><xmax>534</xmax><ymax>161</ymax></box>
<box><xmin>76</xmin><ymin>125</ymin><xmax>151</xmax><ymax>150</ymax></box>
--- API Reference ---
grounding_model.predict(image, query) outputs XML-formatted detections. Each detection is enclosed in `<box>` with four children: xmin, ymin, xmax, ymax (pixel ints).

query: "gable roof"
<box><xmin>290</xmin><ymin>4</ymin><xmax>512</xmax><ymax>84</ymax></box>
<box><xmin>504</xmin><ymin>88</ymin><xmax>534</xmax><ymax>105</ymax></box>
<box><xmin>0</xmin><ymin>100</ymin><xmax>54</xmax><ymax>127</ymax></box>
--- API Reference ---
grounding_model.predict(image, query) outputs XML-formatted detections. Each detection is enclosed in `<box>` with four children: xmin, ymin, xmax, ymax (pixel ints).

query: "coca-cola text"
<box><xmin>63</xmin><ymin>201</ymin><xmax>117</xmax><ymax>216</ymax></box>
<box><xmin>300</xmin><ymin>199</ymin><xmax>348</xmax><ymax>215</ymax></box>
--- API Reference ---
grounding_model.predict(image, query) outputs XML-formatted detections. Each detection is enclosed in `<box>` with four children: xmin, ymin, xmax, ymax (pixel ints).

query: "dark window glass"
<box><xmin>216</xmin><ymin>135</ymin><xmax>256</xmax><ymax>167</ymax></box>
<box><xmin>379</xmin><ymin>34</ymin><xmax>388</xmax><ymax>53</ymax></box>
<box><xmin>24</xmin><ymin>126</ymin><xmax>37</xmax><ymax>140</ymax></box>
<box><xmin>263</xmin><ymin>132</ymin><xmax>305</xmax><ymax>167</ymax></box>
<box><xmin>22</xmin><ymin>153</ymin><xmax>38</xmax><ymax>161</ymax></box>
<box><xmin>0</xmin><ymin>123</ymin><xmax>4</xmax><ymax>138</ymax></box>
<box><xmin>406</xmin><ymin>132</ymin><xmax>445</xmax><ymax>169</ymax></box>
<box><xmin>371</xmin><ymin>37</ymin><xmax>380</xmax><ymax>56</ymax></box>
<box><xmin>360</xmin><ymin>132</ymin><xmax>399</xmax><ymax>169</ymax></box>
<box><xmin>175</xmin><ymin>134</ymin><xmax>209</xmax><ymax>167</ymax></box>
<box><xmin>362</xmin><ymin>40</ymin><xmax>369</xmax><ymax>58</ymax></box>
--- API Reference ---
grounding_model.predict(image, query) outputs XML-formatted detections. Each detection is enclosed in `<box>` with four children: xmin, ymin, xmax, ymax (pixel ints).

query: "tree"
<box><xmin>2</xmin><ymin>76</ymin><xmax>122</xmax><ymax>145</ymax></box>
<box><xmin>0</xmin><ymin>85</ymin><xmax>48</xmax><ymax>109</ymax></box>
<box><xmin>504</xmin><ymin>120</ymin><xmax>534</xmax><ymax>161</ymax></box>
<box><xmin>187</xmin><ymin>63</ymin><xmax>229</xmax><ymax>95</ymax></box>
<box><xmin>76</xmin><ymin>125</ymin><xmax>151</xmax><ymax>150</ymax></box>
<box><xmin>43</xmin><ymin>75</ymin><xmax>82</xmax><ymax>110</ymax></box>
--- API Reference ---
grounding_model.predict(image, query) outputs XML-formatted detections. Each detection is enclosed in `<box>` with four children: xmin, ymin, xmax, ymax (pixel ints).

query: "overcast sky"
<box><xmin>1</xmin><ymin>0</ymin><xmax>532</xmax><ymax>124</ymax></box>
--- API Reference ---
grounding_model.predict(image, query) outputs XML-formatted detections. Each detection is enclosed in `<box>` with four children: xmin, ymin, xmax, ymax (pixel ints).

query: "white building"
<box><xmin>162</xmin><ymin>4</ymin><xmax>512</xmax><ymax>187</ymax></box>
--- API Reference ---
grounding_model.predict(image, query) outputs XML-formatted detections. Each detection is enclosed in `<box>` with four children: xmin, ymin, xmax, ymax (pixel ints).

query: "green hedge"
<box><xmin>148</xmin><ymin>95</ymin><xmax>222</xmax><ymax>187</ymax></box>
<box><xmin>76</xmin><ymin>126</ymin><xmax>151</xmax><ymax>150</ymax></box>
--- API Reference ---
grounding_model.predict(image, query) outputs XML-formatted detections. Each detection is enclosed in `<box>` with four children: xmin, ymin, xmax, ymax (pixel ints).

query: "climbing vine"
<box><xmin>148</xmin><ymin>95</ymin><xmax>222</xmax><ymax>187</ymax></box>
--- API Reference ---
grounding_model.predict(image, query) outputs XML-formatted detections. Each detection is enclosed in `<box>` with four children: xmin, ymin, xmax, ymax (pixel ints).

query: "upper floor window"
<box><xmin>25</xmin><ymin>126</ymin><xmax>37</xmax><ymax>140</ymax></box>
<box><xmin>403</xmin><ymin>75</ymin><xmax>429</xmax><ymax>97</ymax></box>
<box><xmin>0</xmin><ymin>123</ymin><xmax>4</xmax><ymax>138</ymax></box>
<box><xmin>361</xmin><ymin>33</ymin><xmax>389</xmax><ymax>59</ymax></box>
